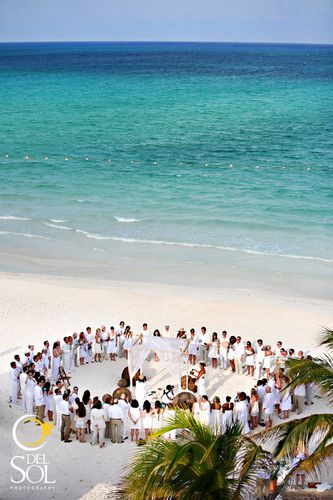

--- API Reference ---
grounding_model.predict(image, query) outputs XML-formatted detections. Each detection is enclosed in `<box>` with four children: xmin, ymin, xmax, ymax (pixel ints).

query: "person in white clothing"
<box><xmin>100</xmin><ymin>325</ymin><xmax>109</xmax><ymax>359</ymax></box>
<box><xmin>188</xmin><ymin>328</ymin><xmax>199</xmax><ymax>365</ymax></box>
<box><xmin>234</xmin><ymin>392</ymin><xmax>250</xmax><ymax>434</ymax></box>
<box><xmin>198</xmin><ymin>326</ymin><xmax>209</xmax><ymax>363</ymax></box>
<box><xmin>85</xmin><ymin>327</ymin><xmax>94</xmax><ymax>364</ymax></box>
<box><xmin>199</xmin><ymin>395</ymin><xmax>211</xmax><ymax>426</ymax></box>
<box><xmin>263</xmin><ymin>387</ymin><xmax>275</xmax><ymax>429</ymax></box>
<box><xmin>62</xmin><ymin>337</ymin><xmax>71</xmax><ymax>373</ymax></box>
<box><xmin>25</xmin><ymin>370</ymin><xmax>37</xmax><ymax>414</ymax></box>
<box><xmin>20</xmin><ymin>366</ymin><xmax>29</xmax><ymax>412</ymax></box>
<box><xmin>118</xmin><ymin>394</ymin><xmax>131</xmax><ymax>439</ymax></box>
<box><xmin>34</xmin><ymin>377</ymin><xmax>46</xmax><ymax>423</ymax></box>
<box><xmin>91</xmin><ymin>400</ymin><xmax>106</xmax><ymax>448</ymax></box>
<box><xmin>234</xmin><ymin>337</ymin><xmax>245</xmax><ymax>375</ymax></box>
<box><xmin>135</xmin><ymin>375</ymin><xmax>147</xmax><ymax>409</ymax></box>
<box><xmin>116</xmin><ymin>321</ymin><xmax>126</xmax><ymax>357</ymax></box>
<box><xmin>219</xmin><ymin>331</ymin><xmax>229</xmax><ymax>370</ymax></box>
<box><xmin>54</xmin><ymin>388</ymin><xmax>63</xmax><ymax>432</ymax></box>
<box><xmin>109</xmin><ymin>399</ymin><xmax>124</xmax><ymax>443</ymax></box>
<box><xmin>293</xmin><ymin>384</ymin><xmax>306</xmax><ymax>414</ymax></box>
<box><xmin>10</xmin><ymin>362</ymin><xmax>20</xmax><ymax>405</ymax></box>
<box><xmin>254</xmin><ymin>339</ymin><xmax>265</xmax><ymax>379</ymax></box>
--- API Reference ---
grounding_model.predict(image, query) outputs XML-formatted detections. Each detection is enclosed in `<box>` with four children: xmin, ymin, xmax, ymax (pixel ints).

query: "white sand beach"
<box><xmin>0</xmin><ymin>271</ymin><xmax>332</xmax><ymax>500</ymax></box>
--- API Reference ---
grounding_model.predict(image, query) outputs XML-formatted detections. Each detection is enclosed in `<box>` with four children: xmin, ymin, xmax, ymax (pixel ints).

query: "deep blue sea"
<box><xmin>0</xmin><ymin>42</ymin><xmax>332</xmax><ymax>293</ymax></box>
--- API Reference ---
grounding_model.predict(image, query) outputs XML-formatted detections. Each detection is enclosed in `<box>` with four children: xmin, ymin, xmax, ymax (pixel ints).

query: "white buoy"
<box><xmin>307</xmin><ymin>167</ymin><xmax>310</xmax><ymax>170</ymax></box>
<box><xmin>25</xmin><ymin>155</ymin><xmax>29</xmax><ymax>160</ymax></box>
<box><xmin>204</xmin><ymin>163</ymin><xmax>208</xmax><ymax>167</ymax></box>
<box><xmin>256</xmin><ymin>166</ymin><xmax>259</xmax><ymax>169</ymax></box>
<box><xmin>130</xmin><ymin>161</ymin><xmax>134</xmax><ymax>164</ymax></box>
<box><xmin>179</xmin><ymin>162</ymin><xmax>183</xmax><ymax>165</ymax></box>
<box><xmin>44</xmin><ymin>156</ymin><xmax>48</xmax><ymax>160</ymax></box>
<box><xmin>65</xmin><ymin>157</ymin><xmax>69</xmax><ymax>161</ymax></box>
<box><xmin>5</xmin><ymin>154</ymin><xmax>9</xmax><ymax>158</ymax></box>
<box><xmin>229</xmin><ymin>164</ymin><xmax>233</xmax><ymax>167</ymax></box>
<box><xmin>85</xmin><ymin>157</ymin><xmax>89</xmax><ymax>161</ymax></box>
<box><xmin>283</xmin><ymin>166</ymin><xmax>286</xmax><ymax>169</ymax></box>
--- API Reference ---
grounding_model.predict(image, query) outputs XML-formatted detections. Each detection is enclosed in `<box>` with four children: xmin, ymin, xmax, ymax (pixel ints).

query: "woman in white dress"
<box><xmin>51</xmin><ymin>341</ymin><xmax>62</xmax><ymax>382</ymax></box>
<box><xmin>227</xmin><ymin>336</ymin><xmax>236</xmax><ymax>373</ymax></box>
<box><xmin>123</xmin><ymin>331</ymin><xmax>132</xmax><ymax>360</ymax></box>
<box><xmin>142</xmin><ymin>400</ymin><xmax>154</xmax><ymax>438</ymax></box>
<box><xmin>43</xmin><ymin>382</ymin><xmax>54</xmax><ymax>422</ymax></box>
<box><xmin>280</xmin><ymin>375</ymin><xmax>292</xmax><ymax>419</ymax></box>
<box><xmin>82</xmin><ymin>390</ymin><xmax>92</xmax><ymax>434</ymax></box>
<box><xmin>78</xmin><ymin>332</ymin><xmax>87</xmax><ymax>366</ymax></box>
<box><xmin>192</xmin><ymin>399</ymin><xmax>202</xmax><ymax>422</ymax></box>
<box><xmin>234</xmin><ymin>392</ymin><xmax>250</xmax><ymax>434</ymax></box>
<box><xmin>128</xmin><ymin>399</ymin><xmax>142</xmax><ymax>442</ymax></box>
<box><xmin>245</xmin><ymin>341</ymin><xmax>255</xmax><ymax>377</ymax></box>
<box><xmin>135</xmin><ymin>376</ymin><xmax>147</xmax><ymax>409</ymax></box>
<box><xmin>107</xmin><ymin>328</ymin><xmax>117</xmax><ymax>362</ymax></box>
<box><xmin>193</xmin><ymin>363</ymin><xmax>206</xmax><ymax>397</ymax></box>
<box><xmin>210</xmin><ymin>396</ymin><xmax>222</xmax><ymax>435</ymax></box>
<box><xmin>94</xmin><ymin>328</ymin><xmax>102</xmax><ymax>363</ymax></box>
<box><xmin>208</xmin><ymin>332</ymin><xmax>219</xmax><ymax>369</ymax></box>
<box><xmin>250</xmin><ymin>388</ymin><xmax>259</xmax><ymax>429</ymax></box>
<box><xmin>162</xmin><ymin>403</ymin><xmax>176</xmax><ymax>440</ymax></box>
<box><xmin>25</xmin><ymin>371</ymin><xmax>36</xmax><ymax>415</ymax></box>
<box><xmin>188</xmin><ymin>329</ymin><xmax>199</xmax><ymax>365</ymax></box>
<box><xmin>222</xmin><ymin>396</ymin><xmax>234</xmax><ymax>432</ymax></box>
<box><xmin>75</xmin><ymin>401</ymin><xmax>86</xmax><ymax>443</ymax></box>
<box><xmin>152</xmin><ymin>401</ymin><xmax>163</xmax><ymax>431</ymax></box>
<box><xmin>263</xmin><ymin>345</ymin><xmax>273</xmax><ymax>377</ymax></box>
<box><xmin>199</xmin><ymin>395</ymin><xmax>211</xmax><ymax>426</ymax></box>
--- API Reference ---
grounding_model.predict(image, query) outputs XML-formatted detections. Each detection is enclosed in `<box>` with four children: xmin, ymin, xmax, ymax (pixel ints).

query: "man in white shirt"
<box><xmin>142</xmin><ymin>323</ymin><xmax>151</xmax><ymax>337</ymax></box>
<box><xmin>263</xmin><ymin>386</ymin><xmax>275</xmax><ymax>429</ymax></box>
<box><xmin>234</xmin><ymin>336</ymin><xmax>245</xmax><ymax>375</ymax></box>
<box><xmin>70</xmin><ymin>386</ymin><xmax>79</xmax><ymax>406</ymax></box>
<box><xmin>198</xmin><ymin>326</ymin><xmax>209</xmax><ymax>363</ymax></box>
<box><xmin>255</xmin><ymin>339</ymin><xmax>265</xmax><ymax>379</ymax></box>
<box><xmin>10</xmin><ymin>362</ymin><xmax>20</xmax><ymax>405</ymax></box>
<box><xmin>109</xmin><ymin>399</ymin><xmax>124</xmax><ymax>443</ymax></box>
<box><xmin>293</xmin><ymin>384</ymin><xmax>306</xmax><ymax>414</ymax></box>
<box><xmin>54</xmin><ymin>388</ymin><xmax>63</xmax><ymax>432</ymax></box>
<box><xmin>34</xmin><ymin>377</ymin><xmax>46</xmax><ymax>423</ymax></box>
<box><xmin>118</xmin><ymin>394</ymin><xmax>130</xmax><ymax>439</ymax></box>
<box><xmin>28</xmin><ymin>345</ymin><xmax>35</xmax><ymax>363</ymax></box>
<box><xmin>62</xmin><ymin>337</ymin><xmax>71</xmax><ymax>373</ymax></box>
<box><xmin>85</xmin><ymin>327</ymin><xmax>94</xmax><ymax>364</ymax></box>
<box><xmin>59</xmin><ymin>393</ymin><xmax>72</xmax><ymax>442</ymax></box>
<box><xmin>72</xmin><ymin>333</ymin><xmax>80</xmax><ymax>367</ymax></box>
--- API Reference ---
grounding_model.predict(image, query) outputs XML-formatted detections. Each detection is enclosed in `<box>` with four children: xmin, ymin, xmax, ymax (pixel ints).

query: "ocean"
<box><xmin>0</xmin><ymin>42</ymin><xmax>332</xmax><ymax>297</ymax></box>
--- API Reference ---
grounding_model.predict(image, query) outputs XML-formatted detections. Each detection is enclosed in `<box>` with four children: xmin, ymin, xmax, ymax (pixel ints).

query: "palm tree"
<box><xmin>120</xmin><ymin>410</ymin><xmax>272</xmax><ymax>500</ymax></box>
<box><xmin>260</xmin><ymin>328</ymin><xmax>333</xmax><ymax>497</ymax></box>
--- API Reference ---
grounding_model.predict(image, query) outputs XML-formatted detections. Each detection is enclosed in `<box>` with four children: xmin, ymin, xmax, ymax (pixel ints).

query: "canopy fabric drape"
<box><xmin>128</xmin><ymin>336</ymin><xmax>188</xmax><ymax>390</ymax></box>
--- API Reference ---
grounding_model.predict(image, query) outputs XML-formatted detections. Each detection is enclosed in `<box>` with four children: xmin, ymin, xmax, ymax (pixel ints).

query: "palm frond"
<box><xmin>255</xmin><ymin>414</ymin><xmax>333</xmax><ymax>460</ymax></box>
<box><xmin>319</xmin><ymin>327</ymin><xmax>333</xmax><ymax>351</ymax></box>
<box><xmin>285</xmin><ymin>356</ymin><xmax>333</xmax><ymax>402</ymax></box>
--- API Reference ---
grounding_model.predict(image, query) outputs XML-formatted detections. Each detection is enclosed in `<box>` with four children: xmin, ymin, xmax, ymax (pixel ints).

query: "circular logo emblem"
<box><xmin>12</xmin><ymin>415</ymin><xmax>54</xmax><ymax>451</ymax></box>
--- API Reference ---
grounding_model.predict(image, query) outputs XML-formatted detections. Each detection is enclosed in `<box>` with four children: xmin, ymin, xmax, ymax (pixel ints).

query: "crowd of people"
<box><xmin>9</xmin><ymin>322</ymin><xmax>315</xmax><ymax>448</ymax></box>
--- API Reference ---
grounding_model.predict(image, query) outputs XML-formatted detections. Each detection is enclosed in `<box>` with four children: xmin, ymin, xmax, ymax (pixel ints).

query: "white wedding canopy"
<box><xmin>128</xmin><ymin>336</ymin><xmax>188</xmax><ymax>391</ymax></box>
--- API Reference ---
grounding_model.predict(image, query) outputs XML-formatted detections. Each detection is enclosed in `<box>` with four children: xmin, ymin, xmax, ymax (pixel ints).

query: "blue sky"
<box><xmin>0</xmin><ymin>0</ymin><xmax>332</xmax><ymax>43</ymax></box>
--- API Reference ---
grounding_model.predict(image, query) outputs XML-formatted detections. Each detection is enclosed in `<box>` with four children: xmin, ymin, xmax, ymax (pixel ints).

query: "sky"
<box><xmin>0</xmin><ymin>0</ymin><xmax>332</xmax><ymax>44</ymax></box>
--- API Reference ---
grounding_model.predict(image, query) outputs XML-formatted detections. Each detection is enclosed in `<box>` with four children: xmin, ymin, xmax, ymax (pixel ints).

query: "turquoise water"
<box><xmin>0</xmin><ymin>43</ymin><xmax>332</xmax><ymax>291</ymax></box>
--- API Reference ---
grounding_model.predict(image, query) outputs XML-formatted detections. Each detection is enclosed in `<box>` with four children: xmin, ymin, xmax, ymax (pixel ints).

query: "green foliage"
<box><xmin>121</xmin><ymin>410</ymin><xmax>271</xmax><ymax>500</ymax></box>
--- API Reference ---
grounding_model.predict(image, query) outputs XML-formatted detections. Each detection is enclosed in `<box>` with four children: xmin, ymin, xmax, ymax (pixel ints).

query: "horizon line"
<box><xmin>0</xmin><ymin>39</ymin><xmax>332</xmax><ymax>47</ymax></box>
